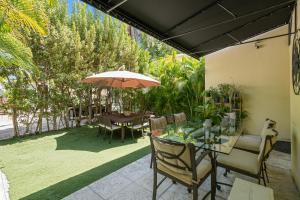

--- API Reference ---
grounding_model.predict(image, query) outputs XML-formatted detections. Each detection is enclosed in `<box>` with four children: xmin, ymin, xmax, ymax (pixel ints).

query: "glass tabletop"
<box><xmin>159</xmin><ymin>122</ymin><xmax>243</xmax><ymax>155</ymax></box>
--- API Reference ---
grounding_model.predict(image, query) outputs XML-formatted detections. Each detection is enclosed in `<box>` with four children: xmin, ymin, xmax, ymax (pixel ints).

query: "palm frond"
<box><xmin>0</xmin><ymin>0</ymin><xmax>48</xmax><ymax>35</ymax></box>
<box><xmin>0</xmin><ymin>33</ymin><xmax>33</xmax><ymax>68</ymax></box>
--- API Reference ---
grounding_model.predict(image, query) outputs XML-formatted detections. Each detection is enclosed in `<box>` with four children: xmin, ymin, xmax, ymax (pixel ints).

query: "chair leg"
<box><xmin>131</xmin><ymin>129</ymin><xmax>134</xmax><ymax>140</ymax></box>
<box><xmin>223</xmin><ymin>169</ymin><xmax>228</xmax><ymax>177</ymax></box>
<box><xmin>152</xmin><ymin>168</ymin><xmax>157</xmax><ymax>200</ymax></box>
<box><xmin>109</xmin><ymin>131</ymin><xmax>113</xmax><ymax>144</ymax></box>
<box><xmin>150</xmin><ymin>152</ymin><xmax>154</xmax><ymax>168</ymax></box>
<box><xmin>192</xmin><ymin>183</ymin><xmax>198</xmax><ymax>200</ymax></box>
<box><xmin>103</xmin><ymin>129</ymin><xmax>107</xmax><ymax>140</ymax></box>
<box><xmin>264</xmin><ymin>162</ymin><xmax>270</xmax><ymax>183</ymax></box>
<box><xmin>262</xmin><ymin>170</ymin><xmax>267</xmax><ymax>186</ymax></box>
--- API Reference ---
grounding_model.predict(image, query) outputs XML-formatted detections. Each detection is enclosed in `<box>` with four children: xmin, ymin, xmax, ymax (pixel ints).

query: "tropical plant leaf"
<box><xmin>0</xmin><ymin>33</ymin><xmax>33</xmax><ymax>68</ymax></box>
<box><xmin>0</xmin><ymin>0</ymin><xmax>48</xmax><ymax>35</ymax></box>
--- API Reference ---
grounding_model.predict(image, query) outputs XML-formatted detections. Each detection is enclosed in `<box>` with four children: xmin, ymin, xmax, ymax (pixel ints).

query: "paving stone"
<box><xmin>63</xmin><ymin>186</ymin><xmax>103</xmax><ymax>200</ymax></box>
<box><xmin>89</xmin><ymin>171</ymin><xmax>132</xmax><ymax>199</ymax></box>
<box><xmin>108</xmin><ymin>182</ymin><xmax>153</xmax><ymax>200</ymax></box>
<box><xmin>66</xmin><ymin>151</ymin><xmax>300</xmax><ymax>200</ymax></box>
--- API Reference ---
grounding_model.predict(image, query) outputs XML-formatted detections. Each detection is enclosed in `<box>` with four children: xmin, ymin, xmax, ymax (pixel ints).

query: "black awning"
<box><xmin>82</xmin><ymin>0</ymin><xmax>295</xmax><ymax>58</ymax></box>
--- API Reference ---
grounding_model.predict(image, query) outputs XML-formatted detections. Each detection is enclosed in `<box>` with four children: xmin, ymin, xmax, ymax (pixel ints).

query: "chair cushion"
<box><xmin>98</xmin><ymin>124</ymin><xmax>106</xmax><ymax>128</ymax></box>
<box><xmin>235</xmin><ymin>134</ymin><xmax>261</xmax><ymax>152</ymax></box>
<box><xmin>107</xmin><ymin>124</ymin><xmax>121</xmax><ymax>131</ymax></box>
<box><xmin>132</xmin><ymin>122</ymin><xmax>149</xmax><ymax>129</ymax></box>
<box><xmin>217</xmin><ymin>149</ymin><xmax>260</xmax><ymax>175</ymax></box>
<box><xmin>157</xmin><ymin>156</ymin><xmax>211</xmax><ymax>185</ymax></box>
<box><xmin>132</xmin><ymin>124</ymin><xmax>143</xmax><ymax>129</ymax></box>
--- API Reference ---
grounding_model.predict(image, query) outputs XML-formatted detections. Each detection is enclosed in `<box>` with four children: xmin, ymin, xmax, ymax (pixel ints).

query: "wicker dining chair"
<box><xmin>149</xmin><ymin>116</ymin><xmax>168</xmax><ymax>168</ymax></box>
<box><xmin>100</xmin><ymin>116</ymin><xmax>121</xmax><ymax>144</ymax></box>
<box><xmin>173</xmin><ymin>112</ymin><xmax>187</xmax><ymax>125</ymax></box>
<box><xmin>128</xmin><ymin>115</ymin><xmax>149</xmax><ymax>139</ymax></box>
<box><xmin>217</xmin><ymin>134</ymin><xmax>272</xmax><ymax>186</ymax></box>
<box><xmin>150</xmin><ymin>136</ymin><xmax>212</xmax><ymax>200</ymax></box>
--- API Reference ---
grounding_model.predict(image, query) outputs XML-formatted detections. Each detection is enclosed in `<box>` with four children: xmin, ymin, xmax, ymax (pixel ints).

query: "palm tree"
<box><xmin>0</xmin><ymin>0</ymin><xmax>50</xmax><ymax>68</ymax></box>
<box><xmin>0</xmin><ymin>0</ymin><xmax>52</xmax><ymax>136</ymax></box>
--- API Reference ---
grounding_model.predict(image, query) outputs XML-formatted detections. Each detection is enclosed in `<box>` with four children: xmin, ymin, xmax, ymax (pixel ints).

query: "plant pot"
<box><xmin>223</xmin><ymin>97</ymin><xmax>230</xmax><ymax>103</ymax></box>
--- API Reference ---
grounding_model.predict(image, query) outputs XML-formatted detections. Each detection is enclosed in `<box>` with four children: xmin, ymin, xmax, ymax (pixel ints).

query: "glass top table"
<box><xmin>158</xmin><ymin>123</ymin><xmax>243</xmax><ymax>155</ymax></box>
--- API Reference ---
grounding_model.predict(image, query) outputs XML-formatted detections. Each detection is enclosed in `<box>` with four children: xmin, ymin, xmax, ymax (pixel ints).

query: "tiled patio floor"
<box><xmin>64</xmin><ymin>151</ymin><xmax>300</xmax><ymax>200</ymax></box>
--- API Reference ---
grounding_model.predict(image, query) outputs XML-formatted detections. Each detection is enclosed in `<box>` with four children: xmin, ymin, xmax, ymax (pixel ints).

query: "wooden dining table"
<box><xmin>102</xmin><ymin>113</ymin><xmax>141</xmax><ymax>142</ymax></box>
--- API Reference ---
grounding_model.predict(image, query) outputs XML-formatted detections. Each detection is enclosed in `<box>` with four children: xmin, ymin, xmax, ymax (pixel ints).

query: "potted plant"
<box><xmin>218</xmin><ymin>83</ymin><xmax>237</xmax><ymax>103</ymax></box>
<box><xmin>207</xmin><ymin>87</ymin><xmax>221</xmax><ymax>103</ymax></box>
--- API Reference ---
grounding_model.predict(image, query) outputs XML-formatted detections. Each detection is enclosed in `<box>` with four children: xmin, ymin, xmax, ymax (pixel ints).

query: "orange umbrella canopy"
<box><xmin>82</xmin><ymin>70</ymin><xmax>160</xmax><ymax>88</ymax></box>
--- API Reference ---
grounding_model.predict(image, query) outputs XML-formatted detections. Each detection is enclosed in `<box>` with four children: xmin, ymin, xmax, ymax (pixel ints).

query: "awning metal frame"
<box><xmin>82</xmin><ymin>0</ymin><xmax>296</xmax><ymax>58</ymax></box>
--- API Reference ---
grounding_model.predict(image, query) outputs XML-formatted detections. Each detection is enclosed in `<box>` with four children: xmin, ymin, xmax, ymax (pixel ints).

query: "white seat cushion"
<box><xmin>217</xmin><ymin>149</ymin><xmax>260</xmax><ymax>175</ymax></box>
<box><xmin>106</xmin><ymin>124</ymin><xmax>121</xmax><ymax>131</ymax></box>
<box><xmin>98</xmin><ymin>124</ymin><xmax>106</xmax><ymax>128</ymax></box>
<box><xmin>235</xmin><ymin>134</ymin><xmax>261</xmax><ymax>152</ymax></box>
<box><xmin>158</xmin><ymin>156</ymin><xmax>211</xmax><ymax>185</ymax></box>
<box><xmin>132</xmin><ymin>124</ymin><xmax>143</xmax><ymax>129</ymax></box>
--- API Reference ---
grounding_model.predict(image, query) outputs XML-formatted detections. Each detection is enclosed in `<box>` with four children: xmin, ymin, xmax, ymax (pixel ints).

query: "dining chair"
<box><xmin>97</xmin><ymin>116</ymin><xmax>107</xmax><ymax>136</ymax></box>
<box><xmin>149</xmin><ymin>116</ymin><xmax>168</xmax><ymax>168</ymax></box>
<box><xmin>174</xmin><ymin>112</ymin><xmax>187</xmax><ymax>125</ymax></box>
<box><xmin>100</xmin><ymin>116</ymin><xmax>121</xmax><ymax>143</ymax></box>
<box><xmin>128</xmin><ymin>115</ymin><xmax>149</xmax><ymax>139</ymax></box>
<box><xmin>217</xmin><ymin>134</ymin><xmax>272</xmax><ymax>186</ymax></box>
<box><xmin>234</xmin><ymin>118</ymin><xmax>277</xmax><ymax>153</ymax></box>
<box><xmin>150</xmin><ymin>136</ymin><xmax>212</xmax><ymax>200</ymax></box>
<box><xmin>166</xmin><ymin>115</ymin><xmax>175</xmax><ymax>124</ymax></box>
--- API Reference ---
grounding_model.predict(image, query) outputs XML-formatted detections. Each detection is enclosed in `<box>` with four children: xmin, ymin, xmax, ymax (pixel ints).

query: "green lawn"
<box><xmin>0</xmin><ymin>125</ymin><xmax>150</xmax><ymax>200</ymax></box>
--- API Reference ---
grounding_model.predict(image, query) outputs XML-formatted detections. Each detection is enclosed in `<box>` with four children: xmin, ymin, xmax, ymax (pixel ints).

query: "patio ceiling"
<box><xmin>82</xmin><ymin>0</ymin><xmax>296</xmax><ymax>59</ymax></box>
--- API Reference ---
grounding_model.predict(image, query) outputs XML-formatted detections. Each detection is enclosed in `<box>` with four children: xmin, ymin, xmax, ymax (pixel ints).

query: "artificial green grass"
<box><xmin>0</xmin><ymin>125</ymin><xmax>150</xmax><ymax>200</ymax></box>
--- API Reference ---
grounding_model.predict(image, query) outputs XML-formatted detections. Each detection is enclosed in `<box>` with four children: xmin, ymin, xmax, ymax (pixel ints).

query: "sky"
<box><xmin>67</xmin><ymin>0</ymin><xmax>95</xmax><ymax>14</ymax></box>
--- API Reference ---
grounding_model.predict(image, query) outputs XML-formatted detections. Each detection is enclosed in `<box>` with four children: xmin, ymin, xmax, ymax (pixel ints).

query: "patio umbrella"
<box><xmin>81</xmin><ymin>70</ymin><xmax>160</xmax><ymax>88</ymax></box>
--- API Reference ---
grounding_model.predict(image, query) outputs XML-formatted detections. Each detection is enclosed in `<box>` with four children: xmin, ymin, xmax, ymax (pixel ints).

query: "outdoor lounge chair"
<box><xmin>150</xmin><ymin>136</ymin><xmax>212</xmax><ymax>200</ymax></box>
<box><xmin>174</xmin><ymin>112</ymin><xmax>187</xmax><ymax>125</ymax></box>
<box><xmin>234</xmin><ymin>118</ymin><xmax>277</xmax><ymax>153</ymax></box>
<box><xmin>149</xmin><ymin>116</ymin><xmax>168</xmax><ymax>168</ymax></box>
<box><xmin>99</xmin><ymin>116</ymin><xmax>121</xmax><ymax>143</ymax></box>
<box><xmin>217</xmin><ymin>134</ymin><xmax>272</xmax><ymax>186</ymax></box>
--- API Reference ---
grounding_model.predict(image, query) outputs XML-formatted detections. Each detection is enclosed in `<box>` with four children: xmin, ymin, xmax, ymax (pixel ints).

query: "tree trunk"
<box><xmin>77</xmin><ymin>96</ymin><xmax>82</xmax><ymax>127</ymax></box>
<box><xmin>52</xmin><ymin>114</ymin><xmax>57</xmax><ymax>131</ymax></box>
<box><xmin>46</xmin><ymin>112</ymin><xmax>50</xmax><ymax>132</ymax></box>
<box><xmin>64</xmin><ymin>109</ymin><xmax>69</xmax><ymax>129</ymax></box>
<box><xmin>88</xmin><ymin>88</ymin><xmax>92</xmax><ymax>124</ymax></box>
<box><xmin>37</xmin><ymin>111</ymin><xmax>43</xmax><ymax>134</ymax></box>
<box><xmin>99</xmin><ymin>88</ymin><xmax>102</xmax><ymax>115</ymax></box>
<box><xmin>12</xmin><ymin>108</ymin><xmax>19</xmax><ymax>137</ymax></box>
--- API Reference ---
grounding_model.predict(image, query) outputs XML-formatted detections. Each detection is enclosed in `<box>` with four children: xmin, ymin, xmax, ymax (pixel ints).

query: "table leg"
<box><xmin>121</xmin><ymin>124</ymin><xmax>125</xmax><ymax>142</ymax></box>
<box><xmin>211</xmin><ymin>152</ymin><xmax>217</xmax><ymax>200</ymax></box>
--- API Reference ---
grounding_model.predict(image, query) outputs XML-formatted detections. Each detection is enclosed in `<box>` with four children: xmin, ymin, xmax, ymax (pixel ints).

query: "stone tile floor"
<box><xmin>64</xmin><ymin>151</ymin><xmax>300</xmax><ymax>200</ymax></box>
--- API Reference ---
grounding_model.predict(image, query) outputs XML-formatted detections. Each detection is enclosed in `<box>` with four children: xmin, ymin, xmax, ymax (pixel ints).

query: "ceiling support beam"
<box><xmin>165</xmin><ymin>1</ymin><xmax>221</xmax><ymax>34</ymax></box>
<box><xmin>107</xmin><ymin>0</ymin><xmax>128</xmax><ymax>13</ymax></box>
<box><xmin>162</xmin><ymin>0</ymin><xmax>296</xmax><ymax>42</ymax></box>
<box><xmin>189</xmin><ymin>4</ymin><xmax>289</xmax><ymax>51</ymax></box>
<box><xmin>217</xmin><ymin>2</ymin><xmax>237</xmax><ymax>18</ymax></box>
<box><xmin>226</xmin><ymin>33</ymin><xmax>241</xmax><ymax>43</ymax></box>
<box><xmin>191</xmin><ymin>29</ymin><xmax>299</xmax><ymax>55</ymax></box>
